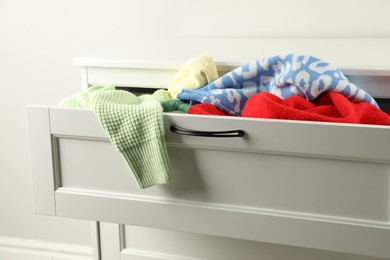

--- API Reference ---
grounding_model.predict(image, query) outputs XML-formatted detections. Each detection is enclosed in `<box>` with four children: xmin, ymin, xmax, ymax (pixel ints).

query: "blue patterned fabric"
<box><xmin>177</xmin><ymin>54</ymin><xmax>378</xmax><ymax>116</ymax></box>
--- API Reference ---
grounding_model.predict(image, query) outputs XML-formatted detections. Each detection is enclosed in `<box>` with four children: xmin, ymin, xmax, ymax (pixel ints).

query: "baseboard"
<box><xmin>0</xmin><ymin>236</ymin><xmax>93</xmax><ymax>260</ymax></box>
<box><xmin>121</xmin><ymin>249</ymin><xmax>206</xmax><ymax>260</ymax></box>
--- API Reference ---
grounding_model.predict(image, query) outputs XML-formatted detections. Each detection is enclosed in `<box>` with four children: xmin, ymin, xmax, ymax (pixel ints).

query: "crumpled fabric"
<box><xmin>178</xmin><ymin>54</ymin><xmax>378</xmax><ymax>116</ymax></box>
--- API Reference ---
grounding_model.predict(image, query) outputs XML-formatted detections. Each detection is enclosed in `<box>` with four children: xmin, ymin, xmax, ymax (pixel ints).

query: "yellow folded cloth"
<box><xmin>168</xmin><ymin>52</ymin><xmax>219</xmax><ymax>98</ymax></box>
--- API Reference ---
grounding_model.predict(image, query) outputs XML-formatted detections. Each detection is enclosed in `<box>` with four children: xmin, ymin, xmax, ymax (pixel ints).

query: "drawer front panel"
<box><xmin>48</xmin><ymin>107</ymin><xmax>390</xmax><ymax>222</ymax></box>
<box><xmin>59</xmin><ymin>136</ymin><xmax>390</xmax><ymax>222</ymax></box>
<box><xmin>164</xmin><ymin>114</ymin><xmax>390</xmax><ymax>163</ymax></box>
<box><xmin>28</xmin><ymin>106</ymin><xmax>390</xmax><ymax>258</ymax></box>
<box><xmin>50</xmin><ymin>108</ymin><xmax>390</xmax><ymax>163</ymax></box>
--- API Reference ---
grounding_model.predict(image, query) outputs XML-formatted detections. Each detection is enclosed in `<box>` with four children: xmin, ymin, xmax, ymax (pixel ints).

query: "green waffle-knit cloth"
<box><xmin>59</xmin><ymin>85</ymin><xmax>173</xmax><ymax>188</ymax></box>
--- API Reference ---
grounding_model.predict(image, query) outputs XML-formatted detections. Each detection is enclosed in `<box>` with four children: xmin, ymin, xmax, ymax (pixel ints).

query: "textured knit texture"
<box><xmin>59</xmin><ymin>85</ymin><xmax>173</xmax><ymax>189</ymax></box>
<box><xmin>188</xmin><ymin>103</ymin><xmax>230</xmax><ymax>116</ymax></box>
<box><xmin>168</xmin><ymin>52</ymin><xmax>219</xmax><ymax>98</ymax></box>
<box><xmin>162</xmin><ymin>99</ymin><xmax>190</xmax><ymax>113</ymax></box>
<box><xmin>177</xmin><ymin>54</ymin><xmax>379</xmax><ymax>116</ymax></box>
<box><xmin>152</xmin><ymin>89</ymin><xmax>172</xmax><ymax>103</ymax></box>
<box><xmin>241</xmin><ymin>92</ymin><xmax>390</xmax><ymax>125</ymax></box>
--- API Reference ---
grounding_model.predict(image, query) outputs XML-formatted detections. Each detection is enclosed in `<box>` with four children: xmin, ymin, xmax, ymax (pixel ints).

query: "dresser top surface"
<box><xmin>74</xmin><ymin>38</ymin><xmax>390</xmax><ymax>76</ymax></box>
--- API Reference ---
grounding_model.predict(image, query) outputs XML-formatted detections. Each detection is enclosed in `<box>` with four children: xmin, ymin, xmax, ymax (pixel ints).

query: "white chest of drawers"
<box><xmin>27</xmin><ymin>43</ymin><xmax>390</xmax><ymax>259</ymax></box>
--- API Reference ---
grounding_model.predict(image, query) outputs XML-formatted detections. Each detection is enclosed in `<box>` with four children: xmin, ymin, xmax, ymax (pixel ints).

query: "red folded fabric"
<box><xmin>241</xmin><ymin>92</ymin><xmax>390</xmax><ymax>125</ymax></box>
<box><xmin>188</xmin><ymin>103</ymin><xmax>231</xmax><ymax>116</ymax></box>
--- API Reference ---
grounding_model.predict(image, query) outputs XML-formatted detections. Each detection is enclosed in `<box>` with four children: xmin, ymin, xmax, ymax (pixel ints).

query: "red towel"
<box><xmin>188</xmin><ymin>103</ymin><xmax>231</xmax><ymax>116</ymax></box>
<box><xmin>241</xmin><ymin>92</ymin><xmax>390</xmax><ymax>126</ymax></box>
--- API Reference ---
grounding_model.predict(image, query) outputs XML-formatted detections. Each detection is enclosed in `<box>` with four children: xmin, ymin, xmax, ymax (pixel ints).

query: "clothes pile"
<box><xmin>172</xmin><ymin>53</ymin><xmax>390</xmax><ymax>125</ymax></box>
<box><xmin>59</xmin><ymin>53</ymin><xmax>390</xmax><ymax>189</ymax></box>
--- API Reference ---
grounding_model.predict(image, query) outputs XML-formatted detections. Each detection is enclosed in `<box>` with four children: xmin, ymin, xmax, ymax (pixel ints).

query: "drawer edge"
<box><xmin>27</xmin><ymin>106</ymin><xmax>56</xmax><ymax>215</ymax></box>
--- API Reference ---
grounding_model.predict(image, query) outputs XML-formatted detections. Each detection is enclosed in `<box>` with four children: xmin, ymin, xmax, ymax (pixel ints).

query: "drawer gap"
<box><xmin>115</xmin><ymin>86</ymin><xmax>163</xmax><ymax>96</ymax></box>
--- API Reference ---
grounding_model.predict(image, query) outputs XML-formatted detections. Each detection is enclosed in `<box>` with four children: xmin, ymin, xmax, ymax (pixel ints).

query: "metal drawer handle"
<box><xmin>170</xmin><ymin>125</ymin><xmax>245</xmax><ymax>138</ymax></box>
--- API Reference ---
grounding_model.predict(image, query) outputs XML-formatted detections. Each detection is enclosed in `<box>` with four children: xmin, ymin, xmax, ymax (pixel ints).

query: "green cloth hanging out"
<box><xmin>59</xmin><ymin>85</ymin><xmax>173</xmax><ymax>189</ymax></box>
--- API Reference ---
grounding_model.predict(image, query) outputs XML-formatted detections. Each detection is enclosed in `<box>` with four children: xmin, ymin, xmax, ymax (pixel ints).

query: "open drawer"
<box><xmin>28</xmin><ymin>57</ymin><xmax>390</xmax><ymax>258</ymax></box>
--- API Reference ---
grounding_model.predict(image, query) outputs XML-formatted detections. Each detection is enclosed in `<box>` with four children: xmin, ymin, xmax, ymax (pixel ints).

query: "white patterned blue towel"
<box><xmin>177</xmin><ymin>54</ymin><xmax>378</xmax><ymax>116</ymax></box>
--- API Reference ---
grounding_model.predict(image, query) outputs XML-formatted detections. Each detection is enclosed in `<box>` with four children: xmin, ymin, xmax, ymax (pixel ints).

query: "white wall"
<box><xmin>1</xmin><ymin>0</ymin><xmax>389</xmax><ymax>258</ymax></box>
<box><xmin>0</xmin><ymin>0</ymin><xmax>182</xmax><ymax>245</ymax></box>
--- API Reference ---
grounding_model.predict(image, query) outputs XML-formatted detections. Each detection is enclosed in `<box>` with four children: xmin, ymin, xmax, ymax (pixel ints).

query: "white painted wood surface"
<box><xmin>73</xmin><ymin>39</ymin><xmax>390</xmax><ymax>72</ymax></box>
<box><xmin>96</xmin><ymin>224</ymin><xmax>387</xmax><ymax>260</ymax></box>
<box><xmin>27</xmin><ymin>104</ymin><xmax>390</xmax><ymax>258</ymax></box>
<box><xmin>74</xmin><ymin>39</ymin><xmax>390</xmax><ymax>97</ymax></box>
<box><xmin>90</xmin><ymin>222</ymin><xmax>101</xmax><ymax>260</ymax></box>
<box><xmin>27</xmin><ymin>106</ymin><xmax>56</xmax><ymax>216</ymax></box>
<box><xmin>99</xmin><ymin>223</ymin><xmax>121</xmax><ymax>260</ymax></box>
<box><xmin>27</xmin><ymin>56</ymin><xmax>390</xmax><ymax>259</ymax></box>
